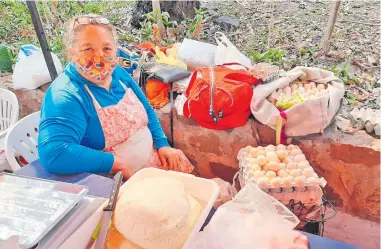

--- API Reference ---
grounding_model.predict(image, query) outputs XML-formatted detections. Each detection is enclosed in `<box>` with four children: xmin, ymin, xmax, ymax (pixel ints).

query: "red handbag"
<box><xmin>183</xmin><ymin>64</ymin><xmax>259</xmax><ymax>130</ymax></box>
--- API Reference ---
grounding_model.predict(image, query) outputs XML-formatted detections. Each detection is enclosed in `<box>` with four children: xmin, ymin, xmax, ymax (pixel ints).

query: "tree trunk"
<box><xmin>131</xmin><ymin>0</ymin><xmax>200</xmax><ymax>28</ymax></box>
<box><xmin>317</xmin><ymin>0</ymin><xmax>341</xmax><ymax>56</ymax></box>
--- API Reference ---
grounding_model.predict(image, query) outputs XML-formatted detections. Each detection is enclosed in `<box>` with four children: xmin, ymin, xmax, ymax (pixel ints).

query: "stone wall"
<box><xmin>0</xmin><ymin>75</ymin><xmax>49</xmax><ymax>119</ymax></box>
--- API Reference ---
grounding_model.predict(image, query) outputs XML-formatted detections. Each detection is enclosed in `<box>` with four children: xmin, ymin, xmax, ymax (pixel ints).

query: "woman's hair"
<box><xmin>64</xmin><ymin>14</ymin><xmax>118</xmax><ymax>57</ymax></box>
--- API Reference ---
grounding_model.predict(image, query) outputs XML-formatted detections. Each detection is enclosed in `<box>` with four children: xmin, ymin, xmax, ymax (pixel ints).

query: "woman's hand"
<box><xmin>158</xmin><ymin>146</ymin><xmax>180</xmax><ymax>171</ymax></box>
<box><xmin>111</xmin><ymin>155</ymin><xmax>131</xmax><ymax>179</ymax></box>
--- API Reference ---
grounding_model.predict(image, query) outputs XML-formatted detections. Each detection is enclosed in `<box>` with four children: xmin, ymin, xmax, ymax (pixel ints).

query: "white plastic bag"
<box><xmin>174</xmin><ymin>94</ymin><xmax>188</xmax><ymax>116</ymax></box>
<box><xmin>176</xmin><ymin>39</ymin><xmax>216</xmax><ymax>69</ymax></box>
<box><xmin>214</xmin><ymin>32</ymin><xmax>252</xmax><ymax>68</ymax></box>
<box><xmin>12</xmin><ymin>45</ymin><xmax>63</xmax><ymax>90</ymax></box>
<box><xmin>251</xmin><ymin>66</ymin><xmax>345</xmax><ymax>136</ymax></box>
<box><xmin>186</xmin><ymin>180</ymin><xmax>308</xmax><ymax>249</ymax></box>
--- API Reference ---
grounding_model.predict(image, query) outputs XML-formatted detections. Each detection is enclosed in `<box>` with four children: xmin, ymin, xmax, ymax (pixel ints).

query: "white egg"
<box><xmin>266</xmin><ymin>151</ymin><xmax>280</xmax><ymax>162</ymax></box>
<box><xmin>304</xmin><ymin>83</ymin><xmax>312</xmax><ymax>90</ymax></box>
<box><xmin>278</xmin><ymin>163</ymin><xmax>286</xmax><ymax>170</ymax></box>
<box><xmin>294</xmin><ymin>154</ymin><xmax>306</xmax><ymax>162</ymax></box>
<box><xmin>283</xmin><ymin>86</ymin><xmax>292</xmax><ymax>93</ymax></box>
<box><xmin>309</xmin><ymin>82</ymin><xmax>317</xmax><ymax>89</ymax></box>
<box><xmin>276</xmin><ymin>144</ymin><xmax>287</xmax><ymax>151</ymax></box>
<box><xmin>267</xmin><ymin>161</ymin><xmax>280</xmax><ymax>171</ymax></box>
<box><xmin>264</xmin><ymin>145</ymin><xmax>276</xmax><ymax>153</ymax></box>
<box><xmin>287</xmin><ymin>144</ymin><xmax>296</xmax><ymax>150</ymax></box>
<box><xmin>257</xmin><ymin>177</ymin><xmax>270</xmax><ymax>188</ymax></box>
<box><xmin>297</xmin><ymin>161</ymin><xmax>310</xmax><ymax>169</ymax></box>
<box><xmin>284</xmin><ymin>92</ymin><xmax>292</xmax><ymax>98</ymax></box>
<box><xmin>270</xmin><ymin>177</ymin><xmax>281</xmax><ymax>188</ymax></box>
<box><xmin>306</xmin><ymin>176</ymin><xmax>319</xmax><ymax>186</ymax></box>
<box><xmin>294</xmin><ymin>176</ymin><xmax>306</xmax><ymax>186</ymax></box>
<box><xmin>278</xmin><ymin>93</ymin><xmax>286</xmax><ymax>102</ymax></box>
<box><xmin>317</xmin><ymin>84</ymin><xmax>326</xmax><ymax>90</ymax></box>
<box><xmin>286</xmin><ymin>162</ymin><xmax>298</xmax><ymax>170</ymax></box>
<box><xmin>290</xmin><ymin>83</ymin><xmax>298</xmax><ymax>90</ymax></box>
<box><xmin>253</xmin><ymin>170</ymin><xmax>265</xmax><ymax>179</ymax></box>
<box><xmin>283</xmin><ymin>157</ymin><xmax>293</xmax><ymax>164</ymax></box>
<box><xmin>251</xmin><ymin>164</ymin><xmax>262</xmax><ymax>173</ymax></box>
<box><xmin>298</xmin><ymin>87</ymin><xmax>306</xmax><ymax>94</ymax></box>
<box><xmin>290</xmin><ymin>169</ymin><xmax>302</xmax><ymax>177</ymax></box>
<box><xmin>302</xmin><ymin>167</ymin><xmax>314</xmax><ymax>177</ymax></box>
<box><xmin>277</xmin><ymin>169</ymin><xmax>288</xmax><ymax>177</ymax></box>
<box><xmin>276</xmin><ymin>150</ymin><xmax>288</xmax><ymax>160</ymax></box>
<box><xmin>257</xmin><ymin>146</ymin><xmax>265</xmax><ymax>151</ymax></box>
<box><xmin>265</xmin><ymin>170</ymin><xmax>277</xmax><ymax>179</ymax></box>
<box><xmin>257</xmin><ymin>155</ymin><xmax>267</xmax><ymax>166</ymax></box>
<box><xmin>249</xmin><ymin>148</ymin><xmax>261</xmax><ymax>158</ymax></box>
<box><xmin>290</xmin><ymin>149</ymin><xmax>302</xmax><ymax>157</ymax></box>
<box><xmin>297</xmin><ymin>83</ymin><xmax>303</xmax><ymax>88</ymax></box>
<box><xmin>245</xmin><ymin>145</ymin><xmax>252</xmax><ymax>151</ymax></box>
<box><xmin>315</xmin><ymin>91</ymin><xmax>325</xmax><ymax>97</ymax></box>
<box><xmin>281</xmin><ymin>176</ymin><xmax>293</xmax><ymax>187</ymax></box>
<box><xmin>249</xmin><ymin>158</ymin><xmax>259</xmax><ymax>165</ymax></box>
<box><xmin>270</xmin><ymin>91</ymin><xmax>280</xmax><ymax>100</ymax></box>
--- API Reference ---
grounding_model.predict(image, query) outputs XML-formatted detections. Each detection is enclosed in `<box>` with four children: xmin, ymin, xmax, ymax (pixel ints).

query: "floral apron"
<box><xmin>84</xmin><ymin>81</ymin><xmax>193</xmax><ymax>176</ymax></box>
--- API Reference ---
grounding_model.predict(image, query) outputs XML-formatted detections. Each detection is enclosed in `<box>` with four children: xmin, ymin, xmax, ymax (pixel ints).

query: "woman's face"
<box><xmin>69</xmin><ymin>25</ymin><xmax>117</xmax><ymax>84</ymax></box>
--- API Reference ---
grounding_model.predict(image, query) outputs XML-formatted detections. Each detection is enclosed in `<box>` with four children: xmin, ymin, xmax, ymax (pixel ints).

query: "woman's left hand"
<box><xmin>158</xmin><ymin>146</ymin><xmax>180</xmax><ymax>171</ymax></box>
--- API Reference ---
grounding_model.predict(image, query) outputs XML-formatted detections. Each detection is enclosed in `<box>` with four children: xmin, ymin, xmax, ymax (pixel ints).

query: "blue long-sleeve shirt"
<box><xmin>38</xmin><ymin>63</ymin><xmax>169</xmax><ymax>175</ymax></box>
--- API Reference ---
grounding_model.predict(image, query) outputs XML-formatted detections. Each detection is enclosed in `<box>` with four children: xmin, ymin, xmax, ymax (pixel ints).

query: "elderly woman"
<box><xmin>38</xmin><ymin>14</ymin><xmax>193</xmax><ymax>178</ymax></box>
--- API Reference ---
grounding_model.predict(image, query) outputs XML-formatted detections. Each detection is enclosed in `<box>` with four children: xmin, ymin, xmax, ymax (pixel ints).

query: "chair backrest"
<box><xmin>4</xmin><ymin>111</ymin><xmax>40</xmax><ymax>171</ymax></box>
<box><xmin>0</xmin><ymin>88</ymin><xmax>19</xmax><ymax>138</ymax></box>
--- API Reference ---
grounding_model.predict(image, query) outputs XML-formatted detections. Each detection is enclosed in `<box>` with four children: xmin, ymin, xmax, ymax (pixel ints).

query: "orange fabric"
<box><xmin>131</xmin><ymin>42</ymin><xmax>171</xmax><ymax>55</ymax></box>
<box><xmin>145</xmin><ymin>79</ymin><xmax>170</xmax><ymax>109</ymax></box>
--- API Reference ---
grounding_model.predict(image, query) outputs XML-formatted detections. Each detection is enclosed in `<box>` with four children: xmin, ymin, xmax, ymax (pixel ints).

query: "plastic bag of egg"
<box><xmin>267</xmin><ymin>80</ymin><xmax>329</xmax><ymax>109</ymax></box>
<box><xmin>237</xmin><ymin>144</ymin><xmax>326</xmax><ymax>191</ymax></box>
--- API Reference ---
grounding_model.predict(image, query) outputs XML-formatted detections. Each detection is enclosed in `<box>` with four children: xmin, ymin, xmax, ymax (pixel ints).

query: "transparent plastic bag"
<box><xmin>186</xmin><ymin>180</ymin><xmax>307</xmax><ymax>249</ymax></box>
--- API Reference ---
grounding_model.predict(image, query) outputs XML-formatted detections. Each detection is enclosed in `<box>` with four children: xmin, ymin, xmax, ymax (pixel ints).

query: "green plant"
<box><xmin>139</xmin><ymin>19</ymin><xmax>153</xmax><ymax>42</ymax></box>
<box><xmin>248</xmin><ymin>48</ymin><xmax>286</xmax><ymax>66</ymax></box>
<box><xmin>323</xmin><ymin>55</ymin><xmax>361</xmax><ymax>85</ymax></box>
<box><xmin>1</xmin><ymin>1</ymin><xmax>134</xmax><ymax>66</ymax></box>
<box><xmin>137</xmin><ymin>8</ymin><xmax>207</xmax><ymax>45</ymax></box>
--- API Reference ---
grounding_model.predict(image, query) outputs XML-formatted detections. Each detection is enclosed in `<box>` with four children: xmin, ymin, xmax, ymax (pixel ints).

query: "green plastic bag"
<box><xmin>0</xmin><ymin>44</ymin><xmax>13</xmax><ymax>73</ymax></box>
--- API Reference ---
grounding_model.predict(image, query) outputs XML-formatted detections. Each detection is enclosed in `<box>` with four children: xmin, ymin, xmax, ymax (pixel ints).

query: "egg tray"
<box><xmin>239</xmin><ymin>167</ymin><xmax>325</xmax><ymax>190</ymax></box>
<box><xmin>236</xmin><ymin>169</ymin><xmax>323</xmax><ymax>205</ymax></box>
<box><xmin>237</xmin><ymin>152</ymin><xmax>327</xmax><ymax>191</ymax></box>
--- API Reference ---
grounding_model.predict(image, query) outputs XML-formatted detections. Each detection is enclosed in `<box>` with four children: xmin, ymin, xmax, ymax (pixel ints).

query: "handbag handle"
<box><xmin>224</xmin><ymin>72</ymin><xmax>259</xmax><ymax>85</ymax></box>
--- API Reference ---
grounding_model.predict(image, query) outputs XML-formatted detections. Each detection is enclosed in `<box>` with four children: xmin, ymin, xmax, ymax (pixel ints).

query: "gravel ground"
<box><xmin>197</xmin><ymin>0</ymin><xmax>380</xmax><ymax>111</ymax></box>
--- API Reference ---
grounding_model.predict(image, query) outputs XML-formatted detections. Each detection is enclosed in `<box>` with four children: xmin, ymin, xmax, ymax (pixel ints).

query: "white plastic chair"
<box><xmin>0</xmin><ymin>88</ymin><xmax>19</xmax><ymax>138</ymax></box>
<box><xmin>4</xmin><ymin>111</ymin><xmax>40</xmax><ymax>171</ymax></box>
